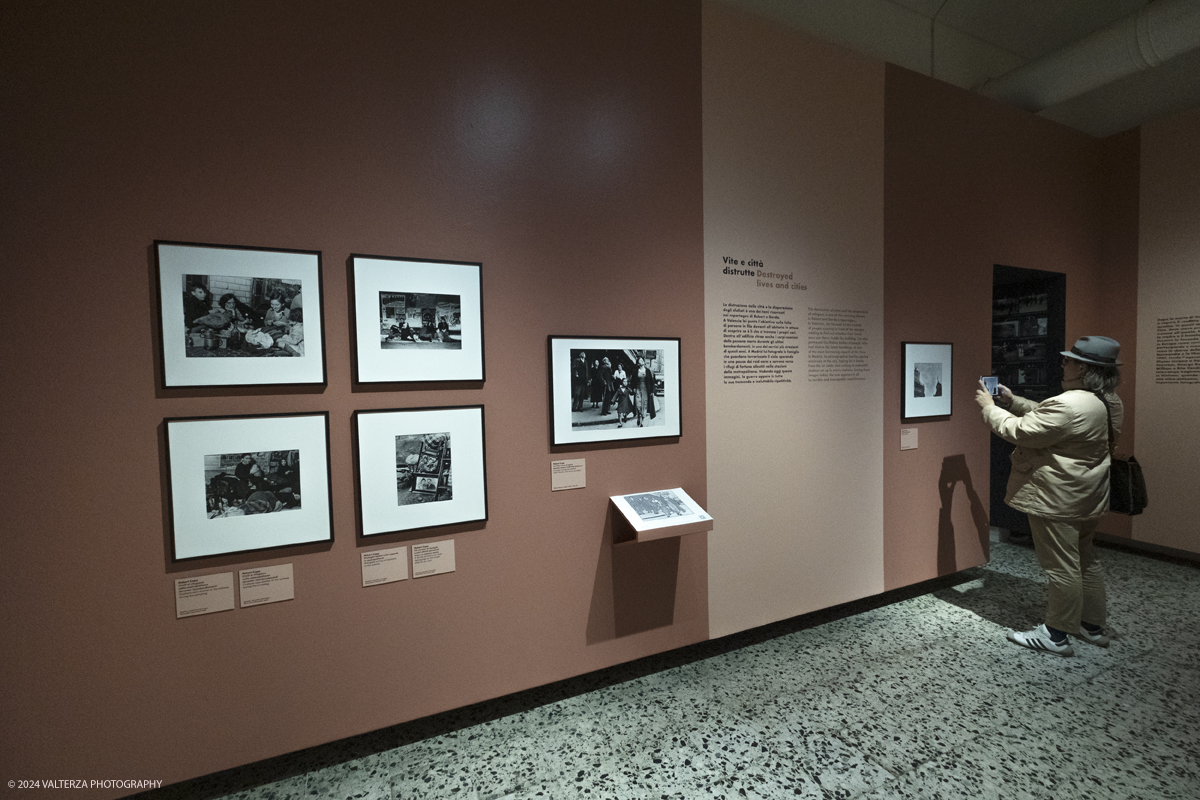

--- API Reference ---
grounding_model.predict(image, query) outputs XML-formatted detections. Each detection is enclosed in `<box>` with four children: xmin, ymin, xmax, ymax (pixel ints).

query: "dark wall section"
<box><xmin>0</xmin><ymin>1</ymin><xmax>706</xmax><ymax>791</ymax></box>
<box><xmin>882</xmin><ymin>65</ymin><xmax>1139</xmax><ymax>589</ymax></box>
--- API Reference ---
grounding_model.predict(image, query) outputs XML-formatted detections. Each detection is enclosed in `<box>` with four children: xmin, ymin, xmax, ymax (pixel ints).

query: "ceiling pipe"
<box><xmin>977</xmin><ymin>0</ymin><xmax>1200</xmax><ymax>111</ymax></box>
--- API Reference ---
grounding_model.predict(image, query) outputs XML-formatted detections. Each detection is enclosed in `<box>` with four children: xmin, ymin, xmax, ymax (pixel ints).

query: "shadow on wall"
<box><xmin>586</xmin><ymin>503</ymin><xmax>679</xmax><ymax>643</ymax></box>
<box><xmin>938</xmin><ymin>454</ymin><xmax>991</xmax><ymax>575</ymax></box>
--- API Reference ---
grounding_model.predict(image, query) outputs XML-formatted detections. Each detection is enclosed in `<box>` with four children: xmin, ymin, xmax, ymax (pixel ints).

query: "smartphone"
<box><xmin>980</xmin><ymin>376</ymin><xmax>999</xmax><ymax>396</ymax></box>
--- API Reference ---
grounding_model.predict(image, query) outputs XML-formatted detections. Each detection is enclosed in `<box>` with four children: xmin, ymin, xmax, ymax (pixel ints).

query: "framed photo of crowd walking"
<box><xmin>156</xmin><ymin>240</ymin><xmax>326</xmax><ymax>388</ymax></box>
<box><xmin>548</xmin><ymin>336</ymin><xmax>681</xmax><ymax>446</ymax></box>
<box><xmin>902</xmin><ymin>341</ymin><xmax>953</xmax><ymax>421</ymax></box>
<box><xmin>354</xmin><ymin>405</ymin><xmax>488</xmax><ymax>536</ymax></box>
<box><xmin>165</xmin><ymin>412</ymin><xmax>333</xmax><ymax>562</ymax></box>
<box><xmin>351</xmin><ymin>254</ymin><xmax>484</xmax><ymax>384</ymax></box>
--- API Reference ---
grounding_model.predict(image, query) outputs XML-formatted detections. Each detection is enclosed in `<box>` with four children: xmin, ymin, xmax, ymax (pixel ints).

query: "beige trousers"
<box><xmin>1028</xmin><ymin>515</ymin><xmax>1107</xmax><ymax>633</ymax></box>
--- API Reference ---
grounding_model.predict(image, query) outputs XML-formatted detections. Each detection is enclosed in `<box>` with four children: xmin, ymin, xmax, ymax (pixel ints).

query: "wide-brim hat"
<box><xmin>1062</xmin><ymin>336</ymin><xmax>1122</xmax><ymax>366</ymax></box>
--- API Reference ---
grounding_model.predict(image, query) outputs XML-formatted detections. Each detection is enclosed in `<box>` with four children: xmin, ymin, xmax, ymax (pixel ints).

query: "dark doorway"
<box><xmin>990</xmin><ymin>265</ymin><xmax>1067</xmax><ymax>535</ymax></box>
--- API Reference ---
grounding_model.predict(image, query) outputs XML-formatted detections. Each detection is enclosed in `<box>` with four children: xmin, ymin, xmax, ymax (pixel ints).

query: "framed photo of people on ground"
<box><xmin>902</xmin><ymin>341</ymin><xmax>952</xmax><ymax>421</ymax></box>
<box><xmin>156</xmin><ymin>240</ymin><xmax>326</xmax><ymax>388</ymax></box>
<box><xmin>351</xmin><ymin>254</ymin><xmax>484</xmax><ymax>384</ymax></box>
<box><xmin>354</xmin><ymin>405</ymin><xmax>488</xmax><ymax>536</ymax></box>
<box><xmin>548</xmin><ymin>336</ymin><xmax>681</xmax><ymax>446</ymax></box>
<box><xmin>165</xmin><ymin>412</ymin><xmax>333</xmax><ymax>561</ymax></box>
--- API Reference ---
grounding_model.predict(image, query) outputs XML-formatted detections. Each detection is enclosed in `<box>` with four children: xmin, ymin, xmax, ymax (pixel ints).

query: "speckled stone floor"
<box><xmin>139</xmin><ymin>538</ymin><xmax>1200</xmax><ymax>800</ymax></box>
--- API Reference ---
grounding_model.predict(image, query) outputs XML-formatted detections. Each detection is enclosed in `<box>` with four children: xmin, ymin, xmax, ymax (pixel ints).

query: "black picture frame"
<box><xmin>351</xmin><ymin>254</ymin><xmax>484</xmax><ymax>384</ymax></box>
<box><xmin>548</xmin><ymin>336</ymin><xmax>681</xmax><ymax>446</ymax></box>
<box><xmin>354</xmin><ymin>405</ymin><xmax>488</xmax><ymax>536</ymax></box>
<box><xmin>902</xmin><ymin>341</ymin><xmax>953</xmax><ymax>421</ymax></box>
<box><xmin>156</xmin><ymin>240</ymin><xmax>327</xmax><ymax>389</ymax></box>
<box><xmin>165</xmin><ymin>411</ymin><xmax>333</xmax><ymax>562</ymax></box>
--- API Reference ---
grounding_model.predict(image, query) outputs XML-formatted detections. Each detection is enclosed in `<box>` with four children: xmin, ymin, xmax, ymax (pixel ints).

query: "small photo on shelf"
<box><xmin>610</xmin><ymin>487</ymin><xmax>711</xmax><ymax>542</ymax></box>
<box><xmin>1019</xmin><ymin>316</ymin><xmax>1046</xmax><ymax>337</ymax></box>
<box><xmin>1018</xmin><ymin>341</ymin><xmax>1046</xmax><ymax>360</ymax></box>
<box><xmin>1019</xmin><ymin>293</ymin><xmax>1048</xmax><ymax>314</ymax></box>
<box><xmin>992</xmin><ymin>297</ymin><xmax>1019</xmax><ymax>318</ymax></box>
<box><xmin>993</xmin><ymin>320</ymin><xmax>1020</xmax><ymax>339</ymax></box>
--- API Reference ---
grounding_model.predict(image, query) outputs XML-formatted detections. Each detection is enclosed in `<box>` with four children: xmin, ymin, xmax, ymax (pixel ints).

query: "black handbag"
<box><xmin>1094</xmin><ymin>391</ymin><xmax>1148</xmax><ymax>516</ymax></box>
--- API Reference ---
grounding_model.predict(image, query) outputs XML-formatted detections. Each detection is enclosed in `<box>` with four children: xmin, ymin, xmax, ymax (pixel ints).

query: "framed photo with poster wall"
<box><xmin>351</xmin><ymin>254</ymin><xmax>484</xmax><ymax>384</ymax></box>
<box><xmin>165</xmin><ymin>412</ymin><xmax>333</xmax><ymax>561</ymax></box>
<box><xmin>156</xmin><ymin>240</ymin><xmax>325</xmax><ymax>388</ymax></box>
<box><xmin>902</xmin><ymin>342</ymin><xmax>952</xmax><ymax>421</ymax></box>
<box><xmin>354</xmin><ymin>405</ymin><xmax>488</xmax><ymax>536</ymax></box>
<box><xmin>548</xmin><ymin>336</ymin><xmax>681</xmax><ymax>446</ymax></box>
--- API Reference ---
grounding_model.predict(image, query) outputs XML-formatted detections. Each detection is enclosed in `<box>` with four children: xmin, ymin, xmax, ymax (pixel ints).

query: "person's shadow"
<box><xmin>937</xmin><ymin>454</ymin><xmax>990</xmax><ymax>574</ymax></box>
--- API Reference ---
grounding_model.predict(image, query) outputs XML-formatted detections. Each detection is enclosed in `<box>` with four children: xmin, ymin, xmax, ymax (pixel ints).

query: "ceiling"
<box><xmin>716</xmin><ymin>0</ymin><xmax>1200</xmax><ymax>137</ymax></box>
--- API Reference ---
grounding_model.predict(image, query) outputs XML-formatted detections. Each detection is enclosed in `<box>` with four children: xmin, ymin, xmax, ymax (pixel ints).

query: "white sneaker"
<box><xmin>1076</xmin><ymin>624</ymin><xmax>1112</xmax><ymax>647</ymax></box>
<box><xmin>1007</xmin><ymin>624</ymin><xmax>1074</xmax><ymax>657</ymax></box>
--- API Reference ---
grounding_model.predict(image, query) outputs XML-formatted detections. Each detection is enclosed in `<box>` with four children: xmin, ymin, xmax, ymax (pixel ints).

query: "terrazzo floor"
<box><xmin>145</xmin><ymin>539</ymin><xmax>1200</xmax><ymax>800</ymax></box>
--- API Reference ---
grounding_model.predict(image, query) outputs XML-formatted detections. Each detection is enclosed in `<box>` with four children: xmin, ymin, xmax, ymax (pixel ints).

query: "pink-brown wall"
<box><xmin>0</xmin><ymin>1</ymin><xmax>706</xmax><ymax>792</ymax></box>
<box><xmin>881</xmin><ymin>65</ymin><xmax>1140</xmax><ymax>589</ymax></box>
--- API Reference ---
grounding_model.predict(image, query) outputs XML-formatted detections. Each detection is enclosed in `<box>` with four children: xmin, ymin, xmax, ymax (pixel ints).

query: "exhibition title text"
<box><xmin>721</xmin><ymin>256</ymin><xmax>807</xmax><ymax>291</ymax></box>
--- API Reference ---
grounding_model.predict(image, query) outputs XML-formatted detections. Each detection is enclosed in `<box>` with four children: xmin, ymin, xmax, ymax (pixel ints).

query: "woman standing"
<box><xmin>630</xmin><ymin>355</ymin><xmax>655</xmax><ymax>427</ymax></box>
<box><xmin>590</xmin><ymin>359</ymin><xmax>603</xmax><ymax>408</ymax></box>
<box><xmin>976</xmin><ymin>336</ymin><xmax>1124</xmax><ymax>657</ymax></box>
<box><xmin>598</xmin><ymin>357</ymin><xmax>615</xmax><ymax>417</ymax></box>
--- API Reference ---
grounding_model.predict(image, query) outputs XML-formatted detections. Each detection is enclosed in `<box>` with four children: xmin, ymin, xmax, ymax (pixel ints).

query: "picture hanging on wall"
<box><xmin>354</xmin><ymin>405</ymin><xmax>488</xmax><ymax>536</ymax></box>
<box><xmin>548</xmin><ymin>336</ymin><xmax>681</xmax><ymax>446</ymax></box>
<box><xmin>165</xmin><ymin>412</ymin><xmax>333</xmax><ymax>561</ymax></box>
<box><xmin>351</xmin><ymin>254</ymin><xmax>484</xmax><ymax>383</ymax></box>
<box><xmin>902</xmin><ymin>341</ymin><xmax>953</xmax><ymax>421</ymax></box>
<box><xmin>156</xmin><ymin>240</ymin><xmax>326</xmax><ymax>388</ymax></box>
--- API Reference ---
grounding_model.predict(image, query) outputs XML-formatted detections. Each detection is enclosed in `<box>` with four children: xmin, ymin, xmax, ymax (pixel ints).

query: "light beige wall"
<box><xmin>1135</xmin><ymin>107</ymin><xmax>1200</xmax><ymax>554</ymax></box>
<box><xmin>703</xmin><ymin>2</ymin><xmax>886</xmax><ymax>637</ymax></box>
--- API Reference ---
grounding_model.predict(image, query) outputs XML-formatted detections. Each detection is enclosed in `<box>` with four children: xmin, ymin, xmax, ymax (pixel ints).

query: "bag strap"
<box><xmin>1092</xmin><ymin>390</ymin><xmax>1116</xmax><ymax>456</ymax></box>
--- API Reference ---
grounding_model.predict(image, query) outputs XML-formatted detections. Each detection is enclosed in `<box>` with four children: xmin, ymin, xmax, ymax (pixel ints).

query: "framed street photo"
<box><xmin>354</xmin><ymin>405</ymin><xmax>488</xmax><ymax>536</ymax></box>
<box><xmin>156</xmin><ymin>240</ymin><xmax>326</xmax><ymax>388</ymax></box>
<box><xmin>902</xmin><ymin>342</ymin><xmax>952</xmax><ymax>421</ymax></box>
<box><xmin>352</xmin><ymin>254</ymin><xmax>484</xmax><ymax>383</ymax></box>
<box><xmin>165</xmin><ymin>412</ymin><xmax>333</xmax><ymax>561</ymax></box>
<box><xmin>548</xmin><ymin>336</ymin><xmax>681</xmax><ymax>446</ymax></box>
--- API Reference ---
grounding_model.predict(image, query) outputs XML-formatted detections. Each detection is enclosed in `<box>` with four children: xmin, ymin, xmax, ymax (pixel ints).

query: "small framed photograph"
<box><xmin>352</xmin><ymin>254</ymin><xmax>484</xmax><ymax>383</ymax></box>
<box><xmin>548</xmin><ymin>336</ymin><xmax>681</xmax><ymax>446</ymax></box>
<box><xmin>902</xmin><ymin>342</ymin><xmax>952</xmax><ymax>421</ymax></box>
<box><xmin>156</xmin><ymin>240</ymin><xmax>326</xmax><ymax>388</ymax></box>
<box><xmin>354</xmin><ymin>405</ymin><xmax>488</xmax><ymax>536</ymax></box>
<box><xmin>165</xmin><ymin>412</ymin><xmax>333</xmax><ymax>561</ymax></box>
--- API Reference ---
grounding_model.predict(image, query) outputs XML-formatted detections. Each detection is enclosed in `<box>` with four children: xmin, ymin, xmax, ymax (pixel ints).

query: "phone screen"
<box><xmin>980</xmin><ymin>376</ymin><xmax>999</xmax><ymax>396</ymax></box>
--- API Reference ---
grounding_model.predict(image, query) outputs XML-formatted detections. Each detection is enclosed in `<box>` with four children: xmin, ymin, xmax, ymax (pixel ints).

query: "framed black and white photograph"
<box><xmin>156</xmin><ymin>240</ymin><xmax>326</xmax><ymax>388</ymax></box>
<box><xmin>352</xmin><ymin>254</ymin><xmax>484</xmax><ymax>383</ymax></box>
<box><xmin>354</xmin><ymin>405</ymin><xmax>488</xmax><ymax>536</ymax></box>
<box><xmin>902</xmin><ymin>341</ymin><xmax>953</xmax><ymax>421</ymax></box>
<box><xmin>165</xmin><ymin>412</ymin><xmax>332</xmax><ymax>561</ymax></box>
<box><xmin>548</xmin><ymin>336</ymin><xmax>681</xmax><ymax>446</ymax></box>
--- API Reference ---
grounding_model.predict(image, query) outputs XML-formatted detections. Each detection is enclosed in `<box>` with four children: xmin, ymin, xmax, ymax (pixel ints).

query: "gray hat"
<box><xmin>1062</xmin><ymin>336</ymin><xmax>1122</xmax><ymax>366</ymax></box>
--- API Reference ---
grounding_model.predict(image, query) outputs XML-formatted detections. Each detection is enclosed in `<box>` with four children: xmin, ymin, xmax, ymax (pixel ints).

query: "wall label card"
<box><xmin>900</xmin><ymin>428</ymin><xmax>918</xmax><ymax>450</ymax></box>
<box><xmin>239</xmin><ymin>564</ymin><xmax>294</xmax><ymax>607</ymax></box>
<box><xmin>551</xmin><ymin>459</ymin><xmax>586</xmax><ymax>491</ymax></box>
<box><xmin>175</xmin><ymin>573</ymin><xmax>235</xmax><ymax>618</ymax></box>
<box><xmin>412</xmin><ymin>540</ymin><xmax>455</xmax><ymax>578</ymax></box>
<box><xmin>362</xmin><ymin>546</ymin><xmax>409</xmax><ymax>587</ymax></box>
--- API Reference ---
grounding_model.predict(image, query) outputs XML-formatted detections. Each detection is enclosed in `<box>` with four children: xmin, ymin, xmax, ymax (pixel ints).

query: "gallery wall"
<box><xmin>1135</xmin><ymin>107</ymin><xmax>1200</xmax><ymax>555</ymax></box>
<box><xmin>880</xmin><ymin>66</ymin><xmax>1141</xmax><ymax>589</ymax></box>
<box><xmin>0</xmin><ymin>1</ymin><xmax>707</xmax><ymax>792</ymax></box>
<box><xmin>0</xmin><ymin>0</ymin><xmax>1168</xmax><ymax>793</ymax></box>
<box><xmin>702</xmin><ymin>4</ymin><xmax>886</xmax><ymax>638</ymax></box>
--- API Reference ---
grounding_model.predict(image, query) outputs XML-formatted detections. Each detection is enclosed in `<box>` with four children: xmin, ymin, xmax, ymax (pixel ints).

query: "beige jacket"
<box><xmin>982</xmin><ymin>389</ymin><xmax>1123</xmax><ymax>521</ymax></box>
